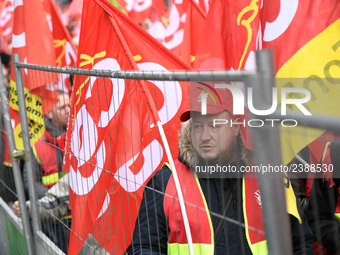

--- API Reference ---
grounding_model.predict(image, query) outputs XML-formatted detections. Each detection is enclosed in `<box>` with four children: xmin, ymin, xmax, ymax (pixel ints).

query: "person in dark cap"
<box><xmin>127</xmin><ymin>85</ymin><xmax>313</xmax><ymax>255</ymax></box>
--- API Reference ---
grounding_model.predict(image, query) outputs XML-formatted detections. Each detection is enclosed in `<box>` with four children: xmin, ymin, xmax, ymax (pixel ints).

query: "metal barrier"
<box><xmin>0</xmin><ymin>50</ymin><xmax>338</xmax><ymax>254</ymax></box>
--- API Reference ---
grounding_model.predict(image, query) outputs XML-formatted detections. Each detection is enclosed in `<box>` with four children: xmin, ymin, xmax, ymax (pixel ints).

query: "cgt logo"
<box><xmin>199</xmin><ymin>83</ymin><xmax>312</xmax><ymax>116</ymax></box>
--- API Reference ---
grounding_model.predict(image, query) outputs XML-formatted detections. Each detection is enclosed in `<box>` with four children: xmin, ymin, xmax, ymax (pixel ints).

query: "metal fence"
<box><xmin>0</xmin><ymin>50</ymin><xmax>339</xmax><ymax>255</ymax></box>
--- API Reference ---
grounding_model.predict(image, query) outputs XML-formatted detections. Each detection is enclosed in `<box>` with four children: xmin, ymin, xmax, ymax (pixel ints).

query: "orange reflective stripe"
<box><xmin>164</xmin><ymin>162</ymin><xmax>214</xmax><ymax>254</ymax></box>
<box><xmin>243</xmin><ymin>178</ymin><xmax>269</xmax><ymax>255</ymax></box>
<box><xmin>194</xmin><ymin>173</ymin><xmax>214</xmax><ymax>249</ymax></box>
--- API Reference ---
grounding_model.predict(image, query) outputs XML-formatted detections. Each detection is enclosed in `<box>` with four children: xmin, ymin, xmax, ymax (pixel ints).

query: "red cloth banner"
<box><xmin>64</xmin><ymin>0</ymin><xmax>190</xmax><ymax>254</ymax></box>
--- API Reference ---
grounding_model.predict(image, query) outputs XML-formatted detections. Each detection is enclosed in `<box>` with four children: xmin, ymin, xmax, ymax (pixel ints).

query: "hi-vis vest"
<box><xmin>33</xmin><ymin>135</ymin><xmax>63</xmax><ymax>188</ymax></box>
<box><xmin>321</xmin><ymin>142</ymin><xmax>340</xmax><ymax>222</ymax></box>
<box><xmin>3</xmin><ymin>131</ymin><xmax>12</xmax><ymax>167</ymax></box>
<box><xmin>335</xmin><ymin>196</ymin><xmax>340</xmax><ymax>222</ymax></box>
<box><xmin>163</xmin><ymin>160</ymin><xmax>302</xmax><ymax>255</ymax></box>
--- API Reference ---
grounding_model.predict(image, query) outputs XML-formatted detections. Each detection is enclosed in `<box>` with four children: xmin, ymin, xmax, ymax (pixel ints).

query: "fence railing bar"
<box><xmin>256</xmin><ymin>109</ymin><xmax>340</xmax><ymax>133</ymax></box>
<box><xmin>249</xmin><ymin>50</ymin><xmax>293</xmax><ymax>255</ymax></box>
<box><xmin>13</xmin><ymin>54</ymin><xmax>42</xmax><ymax>233</ymax></box>
<box><xmin>0</xmin><ymin>60</ymin><xmax>37</xmax><ymax>255</ymax></box>
<box><xmin>14</xmin><ymin>62</ymin><xmax>257</xmax><ymax>81</ymax></box>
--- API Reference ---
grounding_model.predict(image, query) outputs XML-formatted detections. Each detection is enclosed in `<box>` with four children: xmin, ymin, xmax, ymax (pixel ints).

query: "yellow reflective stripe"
<box><xmin>164</xmin><ymin>163</ymin><xmax>214</xmax><ymax>254</ymax></box>
<box><xmin>42</xmin><ymin>171</ymin><xmax>66</xmax><ymax>186</ymax></box>
<box><xmin>3</xmin><ymin>162</ymin><xmax>12</xmax><ymax>167</ymax></box>
<box><xmin>32</xmin><ymin>145</ymin><xmax>41</xmax><ymax>165</ymax></box>
<box><xmin>335</xmin><ymin>213</ymin><xmax>340</xmax><ymax>222</ymax></box>
<box><xmin>167</xmin><ymin>242</ymin><xmax>214</xmax><ymax>255</ymax></box>
<box><xmin>162</xmin><ymin>162</ymin><xmax>171</xmax><ymax>169</ymax></box>
<box><xmin>242</xmin><ymin>178</ymin><xmax>268</xmax><ymax>255</ymax></box>
<box><xmin>60</xmin><ymin>214</ymin><xmax>72</xmax><ymax>220</ymax></box>
<box><xmin>322</xmin><ymin>142</ymin><xmax>332</xmax><ymax>161</ymax></box>
<box><xmin>249</xmin><ymin>240</ymin><xmax>268</xmax><ymax>255</ymax></box>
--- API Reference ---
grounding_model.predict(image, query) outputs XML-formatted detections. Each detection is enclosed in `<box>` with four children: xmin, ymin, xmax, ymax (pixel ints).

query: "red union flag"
<box><xmin>43</xmin><ymin>0</ymin><xmax>77</xmax><ymax>68</ymax></box>
<box><xmin>194</xmin><ymin>0</ymin><xmax>259</xmax><ymax>71</ymax></box>
<box><xmin>10</xmin><ymin>0</ymin><xmax>58</xmax><ymax>115</ymax></box>
<box><xmin>63</xmin><ymin>0</ymin><xmax>190</xmax><ymax>254</ymax></box>
<box><xmin>122</xmin><ymin>0</ymin><xmax>156</xmax><ymax>24</ymax></box>
<box><xmin>178</xmin><ymin>0</ymin><xmax>206</xmax><ymax>66</ymax></box>
<box><xmin>61</xmin><ymin>0</ymin><xmax>83</xmax><ymax>38</ymax></box>
<box><xmin>8</xmin><ymin>0</ymin><xmax>60</xmax><ymax>155</ymax></box>
<box><xmin>147</xmin><ymin>0</ymin><xmax>206</xmax><ymax>66</ymax></box>
<box><xmin>43</xmin><ymin>0</ymin><xmax>77</xmax><ymax>95</ymax></box>
<box><xmin>0</xmin><ymin>0</ymin><xmax>14</xmax><ymax>42</ymax></box>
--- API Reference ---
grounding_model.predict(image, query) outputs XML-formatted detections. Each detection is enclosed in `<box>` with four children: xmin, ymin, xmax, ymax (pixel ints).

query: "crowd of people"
<box><xmin>0</xmin><ymin>1</ymin><xmax>339</xmax><ymax>255</ymax></box>
<box><xmin>0</xmin><ymin>54</ymin><xmax>339</xmax><ymax>255</ymax></box>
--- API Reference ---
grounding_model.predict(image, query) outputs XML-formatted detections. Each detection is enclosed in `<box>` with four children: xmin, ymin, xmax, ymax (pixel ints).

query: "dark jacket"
<box><xmin>23</xmin><ymin>117</ymin><xmax>66</xmax><ymax>198</ymax></box>
<box><xmin>127</xmin><ymin>121</ymin><xmax>313</xmax><ymax>254</ymax></box>
<box><xmin>306</xmin><ymin>140</ymin><xmax>340</xmax><ymax>254</ymax></box>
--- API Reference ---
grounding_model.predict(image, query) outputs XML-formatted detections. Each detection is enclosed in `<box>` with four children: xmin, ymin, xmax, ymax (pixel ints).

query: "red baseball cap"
<box><xmin>180</xmin><ymin>82</ymin><xmax>236</xmax><ymax>122</ymax></box>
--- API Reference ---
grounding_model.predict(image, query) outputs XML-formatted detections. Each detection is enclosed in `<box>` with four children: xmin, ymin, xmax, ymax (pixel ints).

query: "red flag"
<box><xmin>194</xmin><ymin>0</ymin><xmax>259</xmax><ymax>71</ymax></box>
<box><xmin>10</xmin><ymin>0</ymin><xmax>58</xmax><ymax>115</ymax></box>
<box><xmin>0</xmin><ymin>0</ymin><xmax>14</xmax><ymax>43</ymax></box>
<box><xmin>154</xmin><ymin>0</ymin><xmax>189</xmax><ymax>56</ymax></box>
<box><xmin>43</xmin><ymin>0</ymin><xmax>77</xmax><ymax>68</ymax></box>
<box><xmin>61</xmin><ymin>0</ymin><xmax>83</xmax><ymax>38</ymax></box>
<box><xmin>181</xmin><ymin>0</ymin><xmax>206</xmax><ymax>66</ymax></box>
<box><xmin>147</xmin><ymin>0</ymin><xmax>206</xmax><ymax>66</ymax></box>
<box><xmin>43</xmin><ymin>0</ymin><xmax>77</xmax><ymax>95</ymax></box>
<box><xmin>8</xmin><ymin>0</ymin><xmax>61</xmax><ymax>156</ymax></box>
<box><xmin>64</xmin><ymin>0</ymin><xmax>190</xmax><ymax>254</ymax></box>
<box><xmin>197</xmin><ymin>0</ymin><xmax>211</xmax><ymax>14</ymax></box>
<box><xmin>124</xmin><ymin>0</ymin><xmax>155</xmax><ymax>24</ymax></box>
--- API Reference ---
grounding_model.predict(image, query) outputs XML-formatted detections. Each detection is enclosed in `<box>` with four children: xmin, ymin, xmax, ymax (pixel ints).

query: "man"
<box><xmin>20</xmin><ymin>90</ymin><xmax>70</xmax><ymax>253</ymax></box>
<box><xmin>13</xmin><ymin>174</ymin><xmax>71</xmax><ymax>253</ymax></box>
<box><xmin>306</xmin><ymin>140</ymin><xmax>340</xmax><ymax>254</ymax></box>
<box><xmin>23</xmin><ymin>90</ymin><xmax>70</xmax><ymax>198</ymax></box>
<box><xmin>127</xmin><ymin>87</ymin><xmax>313</xmax><ymax>254</ymax></box>
<box><xmin>0</xmin><ymin>53</ymin><xmax>17</xmax><ymax>204</ymax></box>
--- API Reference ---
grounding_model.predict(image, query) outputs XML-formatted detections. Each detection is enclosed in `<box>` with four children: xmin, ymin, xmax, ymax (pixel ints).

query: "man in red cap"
<box><xmin>127</xmin><ymin>85</ymin><xmax>313</xmax><ymax>255</ymax></box>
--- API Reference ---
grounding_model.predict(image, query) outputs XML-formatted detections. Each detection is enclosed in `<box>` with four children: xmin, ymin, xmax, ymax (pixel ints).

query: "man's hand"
<box><xmin>12</xmin><ymin>201</ymin><xmax>21</xmax><ymax>217</ymax></box>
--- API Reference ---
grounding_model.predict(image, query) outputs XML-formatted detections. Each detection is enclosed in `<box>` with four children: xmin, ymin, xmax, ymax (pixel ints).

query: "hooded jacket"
<box><xmin>127</xmin><ymin>121</ymin><xmax>313</xmax><ymax>255</ymax></box>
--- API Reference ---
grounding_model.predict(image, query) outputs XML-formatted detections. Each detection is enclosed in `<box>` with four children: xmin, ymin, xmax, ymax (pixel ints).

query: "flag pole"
<box><xmin>156</xmin><ymin>121</ymin><xmax>195</xmax><ymax>255</ymax></box>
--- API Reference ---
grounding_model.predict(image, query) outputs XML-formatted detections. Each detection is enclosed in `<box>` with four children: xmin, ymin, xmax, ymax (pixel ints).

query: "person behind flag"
<box><xmin>12</xmin><ymin>173</ymin><xmax>71</xmax><ymax>253</ymax></box>
<box><xmin>127</xmin><ymin>87</ymin><xmax>313</xmax><ymax>255</ymax></box>
<box><xmin>306</xmin><ymin>140</ymin><xmax>340</xmax><ymax>254</ymax></box>
<box><xmin>23</xmin><ymin>90</ymin><xmax>70</xmax><ymax>199</ymax></box>
<box><xmin>0</xmin><ymin>52</ymin><xmax>17</xmax><ymax>205</ymax></box>
<box><xmin>20</xmin><ymin>90</ymin><xmax>70</xmax><ymax>253</ymax></box>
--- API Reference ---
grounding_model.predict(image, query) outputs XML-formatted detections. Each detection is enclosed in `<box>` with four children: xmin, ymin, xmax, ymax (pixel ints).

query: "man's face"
<box><xmin>49</xmin><ymin>93</ymin><xmax>70</xmax><ymax>130</ymax></box>
<box><xmin>190</xmin><ymin>111</ymin><xmax>240</xmax><ymax>164</ymax></box>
